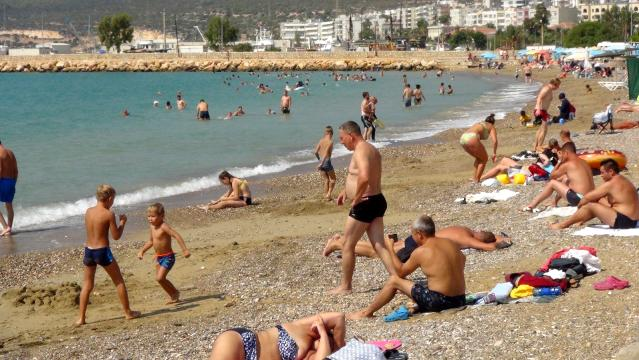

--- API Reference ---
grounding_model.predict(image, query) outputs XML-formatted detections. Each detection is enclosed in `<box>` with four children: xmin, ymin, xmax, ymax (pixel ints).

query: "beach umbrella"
<box><xmin>481</xmin><ymin>52</ymin><xmax>497</xmax><ymax>59</ymax></box>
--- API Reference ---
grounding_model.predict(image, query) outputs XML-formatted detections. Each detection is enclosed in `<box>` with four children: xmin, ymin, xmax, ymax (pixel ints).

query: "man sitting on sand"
<box><xmin>323</xmin><ymin>225</ymin><xmax>511</xmax><ymax>258</ymax></box>
<box><xmin>348</xmin><ymin>215</ymin><xmax>466</xmax><ymax>320</ymax></box>
<box><xmin>551</xmin><ymin>159</ymin><xmax>639</xmax><ymax>229</ymax></box>
<box><xmin>523</xmin><ymin>142</ymin><xmax>594</xmax><ymax>212</ymax></box>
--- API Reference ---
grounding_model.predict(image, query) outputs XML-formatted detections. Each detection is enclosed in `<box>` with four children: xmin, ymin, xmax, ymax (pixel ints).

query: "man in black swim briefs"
<box><xmin>348</xmin><ymin>215</ymin><xmax>466</xmax><ymax>319</ymax></box>
<box><xmin>551</xmin><ymin>159</ymin><xmax>639</xmax><ymax>230</ymax></box>
<box><xmin>329</xmin><ymin>121</ymin><xmax>396</xmax><ymax>295</ymax></box>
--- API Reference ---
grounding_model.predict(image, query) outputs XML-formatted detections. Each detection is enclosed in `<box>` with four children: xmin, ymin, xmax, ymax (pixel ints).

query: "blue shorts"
<box><xmin>0</xmin><ymin>178</ymin><xmax>16</xmax><ymax>203</ymax></box>
<box><xmin>157</xmin><ymin>253</ymin><xmax>176</xmax><ymax>270</ymax></box>
<box><xmin>83</xmin><ymin>247</ymin><xmax>114</xmax><ymax>267</ymax></box>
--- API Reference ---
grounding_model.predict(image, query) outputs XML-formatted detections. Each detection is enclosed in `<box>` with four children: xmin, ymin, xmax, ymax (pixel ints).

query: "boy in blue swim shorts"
<box><xmin>138</xmin><ymin>203</ymin><xmax>190</xmax><ymax>304</ymax></box>
<box><xmin>0</xmin><ymin>140</ymin><xmax>18</xmax><ymax>237</ymax></box>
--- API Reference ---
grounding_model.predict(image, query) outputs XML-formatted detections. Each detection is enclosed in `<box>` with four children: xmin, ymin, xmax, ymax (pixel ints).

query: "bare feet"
<box><xmin>166</xmin><ymin>292</ymin><xmax>181</xmax><ymax>304</ymax></box>
<box><xmin>549</xmin><ymin>222</ymin><xmax>564</xmax><ymax>230</ymax></box>
<box><xmin>346</xmin><ymin>310</ymin><xmax>371</xmax><ymax>320</ymax></box>
<box><xmin>328</xmin><ymin>286</ymin><xmax>352</xmax><ymax>295</ymax></box>
<box><xmin>75</xmin><ymin>318</ymin><xmax>86</xmax><ymax>326</ymax></box>
<box><xmin>495</xmin><ymin>238</ymin><xmax>512</xmax><ymax>249</ymax></box>
<box><xmin>322</xmin><ymin>234</ymin><xmax>341</xmax><ymax>257</ymax></box>
<box><xmin>125</xmin><ymin>310</ymin><xmax>142</xmax><ymax>320</ymax></box>
<box><xmin>196</xmin><ymin>205</ymin><xmax>210</xmax><ymax>211</ymax></box>
<box><xmin>0</xmin><ymin>227</ymin><xmax>11</xmax><ymax>237</ymax></box>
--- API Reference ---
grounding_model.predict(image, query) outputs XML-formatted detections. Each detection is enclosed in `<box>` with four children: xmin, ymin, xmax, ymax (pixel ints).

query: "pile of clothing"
<box><xmin>468</xmin><ymin>246</ymin><xmax>600</xmax><ymax>306</ymax></box>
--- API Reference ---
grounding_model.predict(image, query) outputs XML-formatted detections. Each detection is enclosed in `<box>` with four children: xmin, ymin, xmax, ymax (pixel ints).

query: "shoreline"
<box><xmin>3</xmin><ymin>65</ymin><xmax>639</xmax><ymax>358</ymax></box>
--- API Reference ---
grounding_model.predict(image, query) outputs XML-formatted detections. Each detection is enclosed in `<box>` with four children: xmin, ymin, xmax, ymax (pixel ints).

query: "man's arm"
<box><xmin>397</xmin><ymin>248</ymin><xmax>424</xmax><ymax>278</ymax></box>
<box><xmin>550</xmin><ymin>161</ymin><xmax>570</xmax><ymax>180</ymax></box>
<box><xmin>579</xmin><ymin>182</ymin><xmax>609</xmax><ymax>207</ymax></box>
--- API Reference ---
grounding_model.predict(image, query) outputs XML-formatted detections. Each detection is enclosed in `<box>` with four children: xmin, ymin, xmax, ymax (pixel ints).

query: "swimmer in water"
<box><xmin>233</xmin><ymin>106</ymin><xmax>245</xmax><ymax>116</ymax></box>
<box><xmin>224</xmin><ymin>112</ymin><xmax>233</xmax><ymax>120</ymax></box>
<box><xmin>122</xmin><ymin>109</ymin><xmax>130</xmax><ymax>117</ymax></box>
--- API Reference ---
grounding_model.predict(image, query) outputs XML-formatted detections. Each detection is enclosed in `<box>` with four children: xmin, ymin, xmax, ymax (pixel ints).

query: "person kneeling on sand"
<box><xmin>76</xmin><ymin>184</ymin><xmax>140</xmax><ymax>326</ymax></box>
<box><xmin>199</xmin><ymin>171</ymin><xmax>252</xmax><ymax>211</ymax></box>
<box><xmin>522</xmin><ymin>142</ymin><xmax>594</xmax><ymax>212</ymax></box>
<box><xmin>210</xmin><ymin>312</ymin><xmax>346</xmax><ymax>359</ymax></box>
<box><xmin>138</xmin><ymin>203</ymin><xmax>191</xmax><ymax>304</ymax></box>
<box><xmin>550</xmin><ymin>159</ymin><xmax>639</xmax><ymax>230</ymax></box>
<box><xmin>348</xmin><ymin>215</ymin><xmax>466</xmax><ymax>320</ymax></box>
<box><xmin>323</xmin><ymin>225</ymin><xmax>511</xmax><ymax>258</ymax></box>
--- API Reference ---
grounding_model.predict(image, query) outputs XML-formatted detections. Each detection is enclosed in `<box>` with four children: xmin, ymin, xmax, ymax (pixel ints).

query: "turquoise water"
<box><xmin>0</xmin><ymin>71</ymin><xmax>537</xmax><ymax>231</ymax></box>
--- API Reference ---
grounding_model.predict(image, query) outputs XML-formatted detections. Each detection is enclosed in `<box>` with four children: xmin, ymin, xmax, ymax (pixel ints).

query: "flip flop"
<box><xmin>496</xmin><ymin>238</ymin><xmax>513</xmax><ymax>249</ymax></box>
<box><xmin>368</xmin><ymin>339</ymin><xmax>402</xmax><ymax>351</ymax></box>
<box><xmin>384</xmin><ymin>305</ymin><xmax>410</xmax><ymax>322</ymax></box>
<box><xmin>594</xmin><ymin>276</ymin><xmax>629</xmax><ymax>291</ymax></box>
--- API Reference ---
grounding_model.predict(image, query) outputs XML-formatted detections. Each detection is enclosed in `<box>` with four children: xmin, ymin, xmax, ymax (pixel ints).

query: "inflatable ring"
<box><xmin>577</xmin><ymin>150</ymin><xmax>627</xmax><ymax>170</ymax></box>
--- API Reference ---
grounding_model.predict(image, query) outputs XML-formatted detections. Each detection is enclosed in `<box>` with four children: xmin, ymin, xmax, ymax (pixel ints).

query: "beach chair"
<box><xmin>591</xmin><ymin>105</ymin><xmax>613</xmax><ymax>134</ymax></box>
<box><xmin>598</xmin><ymin>74</ymin><xmax>628</xmax><ymax>91</ymax></box>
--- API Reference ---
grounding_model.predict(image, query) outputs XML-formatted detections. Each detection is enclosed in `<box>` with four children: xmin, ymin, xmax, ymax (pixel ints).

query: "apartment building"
<box><xmin>578</xmin><ymin>1</ymin><xmax>639</xmax><ymax>21</ymax></box>
<box><xmin>279</xmin><ymin>20</ymin><xmax>335</xmax><ymax>44</ymax></box>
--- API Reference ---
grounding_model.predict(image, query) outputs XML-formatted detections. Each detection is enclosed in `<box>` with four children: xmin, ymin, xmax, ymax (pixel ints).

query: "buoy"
<box><xmin>578</xmin><ymin>150</ymin><xmax>627</xmax><ymax>170</ymax></box>
<box><xmin>512</xmin><ymin>173</ymin><xmax>526</xmax><ymax>185</ymax></box>
<box><xmin>496</xmin><ymin>173</ymin><xmax>510</xmax><ymax>185</ymax></box>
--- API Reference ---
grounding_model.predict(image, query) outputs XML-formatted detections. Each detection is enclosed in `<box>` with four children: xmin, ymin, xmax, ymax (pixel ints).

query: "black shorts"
<box><xmin>411</xmin><ymin>283</ymin><xmax>465</xmax><ymax>313</ymax></box>
<box><xmin>361</xmin><ymin>115</ymin><xmax>371</xmax><ymax>128</ymax></box>
<box><xmin>199</xmin><ymin>111</ymin><xmax>210</xmax><ymax>120</ymax></box>
<box><xmin>349</xmin><ymin>193</ymin><xmax>387</xmax><ymax>223</ymax></box>
<box><xmin>614</xmin><ymin>211</ymin><xmax>638</xmax><ymax>229</ymax></box>
<box><xmin>282</xmin><ymin>107</ymin><xmax>290</xmax><ymax>114</ymax></box>
<box><xmin>83</xmin><ymin>247</ymin><xmax>114</xmax><ymax>267</ymax></box>
<box><xmin>566</xmin><ymin>189</ymin><xmax>583</xmax><ymax>206</ymax></box>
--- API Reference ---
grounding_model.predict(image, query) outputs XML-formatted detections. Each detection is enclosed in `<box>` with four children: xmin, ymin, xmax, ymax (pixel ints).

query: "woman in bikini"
<box><xmin>200</xmin><ymin>171</ymin><xmax>252</xmax><ymax>211</ymax></box>
<box><xmin>460</xmin><ymin>114</ymin><xmax>498</xmax><ymax>182</ymax></box>
<box><xmin>209</xmin><ymin>312</ymin><xmax>345</xmax><ymax>360</ymax></box>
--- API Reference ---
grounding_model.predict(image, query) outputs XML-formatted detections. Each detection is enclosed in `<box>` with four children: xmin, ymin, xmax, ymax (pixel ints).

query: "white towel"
<box><xmin>531</xmin><ymin>207</ymin><xmax>578</xmax><ymax>220</ymax></box>
<box><xmin>572</xmin><ymin>224</ymin><xmax>639</xmax><ymax>237</ymax></box>
<box><xmin>464</xmin><ymin>189</ymin><xmax>519</xmax><ymax>203</ymax></box>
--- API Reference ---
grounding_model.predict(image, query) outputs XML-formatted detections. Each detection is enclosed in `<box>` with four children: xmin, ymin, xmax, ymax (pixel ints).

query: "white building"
<box><xmin>450</xmin><ymin>7</ymin><xmax>468</xmax><ymax>27</ymax></box>
<box><xmin>503</xmin><ymin>0</ymin><xmax>527</xmax><ymax>8</ymax></box>
<box><xmin>334</xmin><ymin>14</ymin><xmax>363</xmax><ymax>43</ymax></box>
<box><xmin>279</xmin><ymin>20</ymin><xmax>335</xmax><ymax>46</ymax></box>
<box><xmin>8</xmin><ymin>47</ymin><xmax>50</xmax><ymax>56</ymax></box>
<box><xmin>46</xmin><ymin>42</ymin><xmax>71</xmax><ymax>54</ymax></box>
<box><xmin>465</xmin><ymin>7</ymin><xmax>529</xmax><ymax>29</ymax></box>
<box><xmin>579</xmin><ymin>1</ymin><xmax>639</xmax><ymax>21</ymax></box>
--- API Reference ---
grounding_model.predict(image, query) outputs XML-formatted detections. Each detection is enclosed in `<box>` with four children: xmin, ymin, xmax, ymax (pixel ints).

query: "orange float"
<box><xmin>578</xmin><ymin>150</ymin><xmax>627</xmax><ymax>170</ymax></box>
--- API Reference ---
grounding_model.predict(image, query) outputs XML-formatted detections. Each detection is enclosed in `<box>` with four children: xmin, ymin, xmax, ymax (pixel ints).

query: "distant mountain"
<box><xmin>0</xmin><ymin>0</ymin><xmax>430</xmax><ymax>41</ymax></box>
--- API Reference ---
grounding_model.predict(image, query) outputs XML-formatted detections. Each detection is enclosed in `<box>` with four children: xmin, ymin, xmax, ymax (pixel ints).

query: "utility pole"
<box><xmin>87</xmin><ymin>15</ymin><xmax>91</xmax><ymax>52</ymax></box>
<box><xmin>175</xmin><ymin>14</ymin><xmax>180</xmax><ymax>57</ymax></box>
<box><xmin>3</xmin><ymin>4</ymin><xmax>6</xmax><ymax>31</ymax></box>
<box><xmin>220</xmin><ymin>16</ymin><xmax>224</xmax><ymax>51</ymax></box>
<box><xmin>540</xmin><ymin>19</ymin><xmax>544</xmax><ymax>47</ymax></box>
<box><xmin>163</xmin><ymin>9</ymin><xmax>167</xmax><ymax>51</ymax></box>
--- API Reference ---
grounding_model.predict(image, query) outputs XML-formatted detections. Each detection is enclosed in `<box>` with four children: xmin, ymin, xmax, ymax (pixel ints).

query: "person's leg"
<box><xmin>209</xmin><ymin>199</ymin><xmax>248</xmax><ymax>210</ymax></box>
<box><xmin>320</xmin><ymin>171</ymin><xmax>329</xmax><ymax>197</ymax></box>
<box><xmin>551</xmin><ymin>203</ymin><xmax>617</xmax><ymax>229</ymax></box>
<box><xmin>156</xmin><ymin>264</ymin><xmax>180</xmax><ymax>303</ymax></box>
<box><xmin>326</xmin><ymin>171</ymin><xmax>336</xmax><ymax>200</ymax></box>
<box><xmin>0</xmin><ymin>209</ymin><xmax>8</xmax><ymax>236</ymax></box>
<box><xmin>6</xmin><ymin>202</ymin><xmax>13</xmax><ymax>230</ymax></box>
<box><xmin>479</xmin><ymin>164</ymin><xmax>509</xmax><ymax>181</ymax></box>
<box><xmin>329</xmin><ymin>217</ymin><xmax>369</xmax><ymax>295</ymax></box>
<box><xmin>209</xmin><ymin>331</ymin><xmax>246</xmax><ymax>360</ymax></box>
<box><xmin>102</xmin><ymin>260</ymin><xmax>140</xmax><ymax>319</ymax></box>
<box><xmin>367</xmin><ymin>217</ymin><xmax>397</xmax><ymax>276</ymax></box>
<box><xmin>526</xmin><ymin>179</ymin><xmax>569</xmax><ymax>209</ymax></box>
<box><xmin>348</xmin><ymin>275</ymin><xmax>415</xmax><ymax>319</ymax></box>
<box><xmin>76</xmin><ymin>265</ymin><xmax>97</xmax><ymax>325</ymax></box>
<box><xmin>462</xmin><ymin>140</ymin><xmax>488</xmax><ymax>182</ymax></box>
<box><xmin>534</xmin><ymin>122</ymin><xmax>549</xmax><ymax>151</ymax></box>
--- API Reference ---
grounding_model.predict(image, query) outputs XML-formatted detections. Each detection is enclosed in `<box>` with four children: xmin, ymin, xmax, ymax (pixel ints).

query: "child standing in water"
<box><xmin>77</xmin><ymin>184</ymin><xmax>140</xmax><ymax>325</ymax></box>
<box><xmin>138</xmin><ymin>203</ymin><xmax>190</xmax><ymax>304</ymax></box>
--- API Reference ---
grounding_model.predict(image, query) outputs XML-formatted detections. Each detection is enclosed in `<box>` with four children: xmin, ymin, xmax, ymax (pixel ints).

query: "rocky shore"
<box><xmin>0</xmin><ymin>51</ymin><xmax>472</xmax><ymax>72</ymax></box>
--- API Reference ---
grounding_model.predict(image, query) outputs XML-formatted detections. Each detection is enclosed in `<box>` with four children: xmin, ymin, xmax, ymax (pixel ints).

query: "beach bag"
<box><xmin>327</xmin><ymin>339</ymin><xmax>385</xmax><ymax>360</ymax></box>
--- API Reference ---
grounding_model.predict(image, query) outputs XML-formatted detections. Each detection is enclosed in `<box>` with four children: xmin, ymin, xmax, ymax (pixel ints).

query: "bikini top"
<box><xmin>276</xmin><ymin>325</ymin><xmax>299</xmax><ymax>360</ymax></box>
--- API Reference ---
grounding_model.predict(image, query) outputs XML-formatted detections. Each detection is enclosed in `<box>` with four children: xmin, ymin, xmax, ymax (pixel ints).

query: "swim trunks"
<box><xmin>566</xmin><ymin>189</ymin><xmax>583</xmax><ymax>206</ymax></box>
<box><xmin>361</xmin><ymin>115</ymin><xmax>371</xmax><ymax>128</ymax></box>
<box><xmin>614</xmin><ymin>211</ymin><xmax>638</xmax><ymax>229</ymax></box>
<box><xmin>156</xmin><ymin>252</ymin><xmax>176</xmax><ymax>270</ymax></box>
<box><xmin>199</xmin><ymin>111</ymin><xmax>210</xmax><ymax>120</ymax></box>
<box><xmin>534</xmin><ymin>109</ymin><xmax>550</xmax><ymax>123</ymax></box>
<box><xmin>411</xmin><ymin>283</ymin><xmax>466</xmax><ymax>313</ymax></box>
<box><xmin>404</xmin><ymin>99</ymin><xmax>412</xmax><ymax>107</ymax></box>
<box><xmin>459</xmin><ymin>132</ymin><xmax>479</xmax><ymax>145</ymax></box>
<box><xmin>239</xmin><ymin>195</ymin><xmax>252</xmax><ymax>205</ymax></box>
<box><xmin>349</xmin><ymin>193</ymin><xmax>387</xmax><ymax>223</ymax></box>
<box><xmin>228</xmin><ymin>328</ymin><xmax>258</xmax><ymax>360</ymax></box>
<box><xmin>282</xmin><ymin>107</ymin><xmax>290</xmax><ymax>114</ymax></box>
<box><xmin>319</xmin><ymin>158</ymin><xmax>334</xmax><ymax>172</ymax></box>
<box><xmin>396</xmin><ymin>235</ymin><xmax>418</xmax><ymax>263</ymax></box>
<box><xmin>0</xmin><ymin>178</ymin><xmax>16</xmax><ymax>203</ymax></box>
<box><xmin>83</xmin><ymin>247</ymin><xmax>114</xmax><ymax>267</ymax></box>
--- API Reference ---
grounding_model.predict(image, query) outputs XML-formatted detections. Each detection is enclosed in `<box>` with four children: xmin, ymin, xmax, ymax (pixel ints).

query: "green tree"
<box><xmin>448</xmin><ymin>30</ymin><xmax>473</xmax><ymax>49</ymax></box>
<box><xmin>564</xmin><ymin>21</ymin><xmax>617</xmax><ymax>47</ymax></box>
<box><xmin>412</xmin><ymin>19</ymin><xmax>429</xmax><ymax>40</ymax></box>
<box><xmin>533</xmin><ymin>4</ymin><xmax>550</xmax><ymax>27</ymax></box>
<box><xmin>232</xmin><ymin>43</ymin><xmax>253</xmax><ymax>52</ymax></box>
<box><xmin>205</xmin><ymin>16</ymin><xmax>238</xmax><ymax>50</ymax></box>
<box><xmin>359</xmin><ymin>19</ymin><xmax>375</xmax><ymax>40</ymax></box>
<box><xmin>471</xmin><ymin>31</ymin><xmax>487</xmax><ymax>50</ymax></box>
<box><xmin>438</xmin><ymin>14</ymin><xmax>451</xmax><ymax>26</ymax></box>
<box><xmin>97</xmin><ymin>13</ymin><xmax>134</xmax><ymax>53</ymax></box>
<box><xmin>486</xmin><ymin>23</ymin><xmax>496</xmax><ymax>29</ymax></box>
<box><xmin>294</xmin><ymin>31</ymin><xmax>302</xmax><ymax>47</ymax></box>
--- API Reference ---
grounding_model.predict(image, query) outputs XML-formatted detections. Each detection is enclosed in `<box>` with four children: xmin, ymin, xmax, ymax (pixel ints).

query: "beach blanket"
<box><xmin>456</xmin><ymin>189</ymin><xmax>518</xmax><ymax>204</ymax></box>
<box><xmin>530</xmin><ymin>207</ymin><xmax>577</xmax><ymax>220</ymax></box>
<box><xmin>573</xmin><ymin>224</ymin><xmax>639</xmax><ymax>237</ymax></box>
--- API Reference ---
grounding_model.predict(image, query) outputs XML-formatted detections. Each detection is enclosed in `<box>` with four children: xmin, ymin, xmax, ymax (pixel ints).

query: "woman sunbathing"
<box><xmin>200</xmin><ymin>171</ymin><xmax>252</xmax><ymax>211</ymax></box>
<box><xmin>209</xmin><ymin>312</ymin><xmax>345</xmax><ymax>360</ymax></box>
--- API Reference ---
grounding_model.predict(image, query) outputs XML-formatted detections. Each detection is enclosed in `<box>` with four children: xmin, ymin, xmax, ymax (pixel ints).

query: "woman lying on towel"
<box><xmin>210</xmin><ymin>312</ymin><xmax>345</xmax><ymax>360</ymax></box>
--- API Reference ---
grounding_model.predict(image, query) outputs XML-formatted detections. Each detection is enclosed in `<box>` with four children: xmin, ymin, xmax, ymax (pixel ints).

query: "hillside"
<box><xmin>0</xmin><ymin>0</ymin><xmax>431</xmax><ymax>40</ymax></box>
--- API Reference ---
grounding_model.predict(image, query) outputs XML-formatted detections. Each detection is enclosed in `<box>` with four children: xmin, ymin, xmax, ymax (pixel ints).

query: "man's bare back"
<box><xmin>316</xmin><ymin>137</ymin><xmax>333</xmax><ymax>161</ymax></box>
<box><xmin>413</xmin><ymin>237</ymin><xmax>466</xmax><ymax>296</ymax></box>
<box><xmin>197</xmin><ymin>102</ymin><xmax>208</xmax><ymax>112</ymax></box>
<box><xmin>0</xmin><ymin>146</ymin><xmax>18</xmax><ymax>179</ymax></box>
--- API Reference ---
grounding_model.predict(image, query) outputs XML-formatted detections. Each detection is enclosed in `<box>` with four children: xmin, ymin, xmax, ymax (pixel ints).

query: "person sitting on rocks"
<box><xmin>348</xmin><ymin>215</ymin><xmax>466</xmax><ymax>320</ymax></box>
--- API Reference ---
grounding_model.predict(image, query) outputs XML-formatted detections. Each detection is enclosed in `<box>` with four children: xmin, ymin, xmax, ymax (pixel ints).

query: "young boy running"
<box><xmin>76</xmin><ymin>184</ymin><xmax>140</xmax><ymax>326</ymax></box>
<box><xmin>138</xmin><ymin>203</ymin><xmax>190</xmax><ymax>304</ymax></box>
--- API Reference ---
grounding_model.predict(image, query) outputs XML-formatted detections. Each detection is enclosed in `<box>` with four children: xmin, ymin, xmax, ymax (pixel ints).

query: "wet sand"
<box><xmin>2</xmin><ymin>65</ymin><xmax>639</xmax><ymax>359</ymax></box>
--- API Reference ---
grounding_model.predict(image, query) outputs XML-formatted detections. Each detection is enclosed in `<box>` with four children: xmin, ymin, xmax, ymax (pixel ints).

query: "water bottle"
<box><xmin>533</xmin><ymin>287</ymin><xmax>562</xmax><ymax>296</ymax></box>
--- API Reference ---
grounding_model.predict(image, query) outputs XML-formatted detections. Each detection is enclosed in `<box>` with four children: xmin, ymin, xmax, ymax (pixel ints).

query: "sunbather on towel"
<box><xmin>348</xmin><ymin>215</ymin><xmax>466</xmax><ymax>320</ymax></box>
<box><xmin>523</xmin><ymin>142</ymin><xmax>594</xmax><ymax>211</ymax></box>
<box><xmin>551</xmin><ymin>159</ymin><xmax>639</xmax><ymax>230</ymax></box>
<box><xmin>323</xmin><ymin>226</ymin><xmax>511</xmax><ymax>259</ymax></box>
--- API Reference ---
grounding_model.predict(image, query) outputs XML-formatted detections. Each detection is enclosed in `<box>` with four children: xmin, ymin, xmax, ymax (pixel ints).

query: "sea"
<box><xmin>0</xmin><ymin>70</ymin><xmax>539</xmax><ymax>255</ymax></box>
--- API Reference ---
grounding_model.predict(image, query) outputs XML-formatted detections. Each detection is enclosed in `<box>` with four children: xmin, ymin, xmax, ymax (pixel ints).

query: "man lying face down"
<box><xmin>348</xmin><ymin>215</ymin><xmax>467</xmax><ymax>320</ymax></box>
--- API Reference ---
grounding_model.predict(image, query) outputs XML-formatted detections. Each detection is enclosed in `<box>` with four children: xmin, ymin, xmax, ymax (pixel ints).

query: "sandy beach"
<box><xmin>2</xmin><ymin>65</ymin><xmax>639</xmax><ymax>359</ymax></box>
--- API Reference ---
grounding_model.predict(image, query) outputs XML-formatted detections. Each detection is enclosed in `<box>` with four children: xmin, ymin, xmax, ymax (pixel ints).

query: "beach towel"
<box><xmin>530</xmin><ymin>206</ymin><xmax>577</xmax><ymax>220</ymax></box>
<box><xmin>456</xmin><ymin>189</ymin><xmax>518</xmax><ymax>204</ymax></box>
<box><xmin>573</xmin><ymin>224</ymin><xmax>639</xmax><ymax>237</ymax></box>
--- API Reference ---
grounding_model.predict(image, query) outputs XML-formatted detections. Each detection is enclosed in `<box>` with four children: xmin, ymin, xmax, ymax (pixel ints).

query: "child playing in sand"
<box><xmin>76</xmin><ymin>184</ymin><xmax>140</xmax><ymax>326</ymax></box>
<box><xmin>137</xmin><ymin>203</ymin><xmax>190</xmax><ymax>304</ymax></box>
